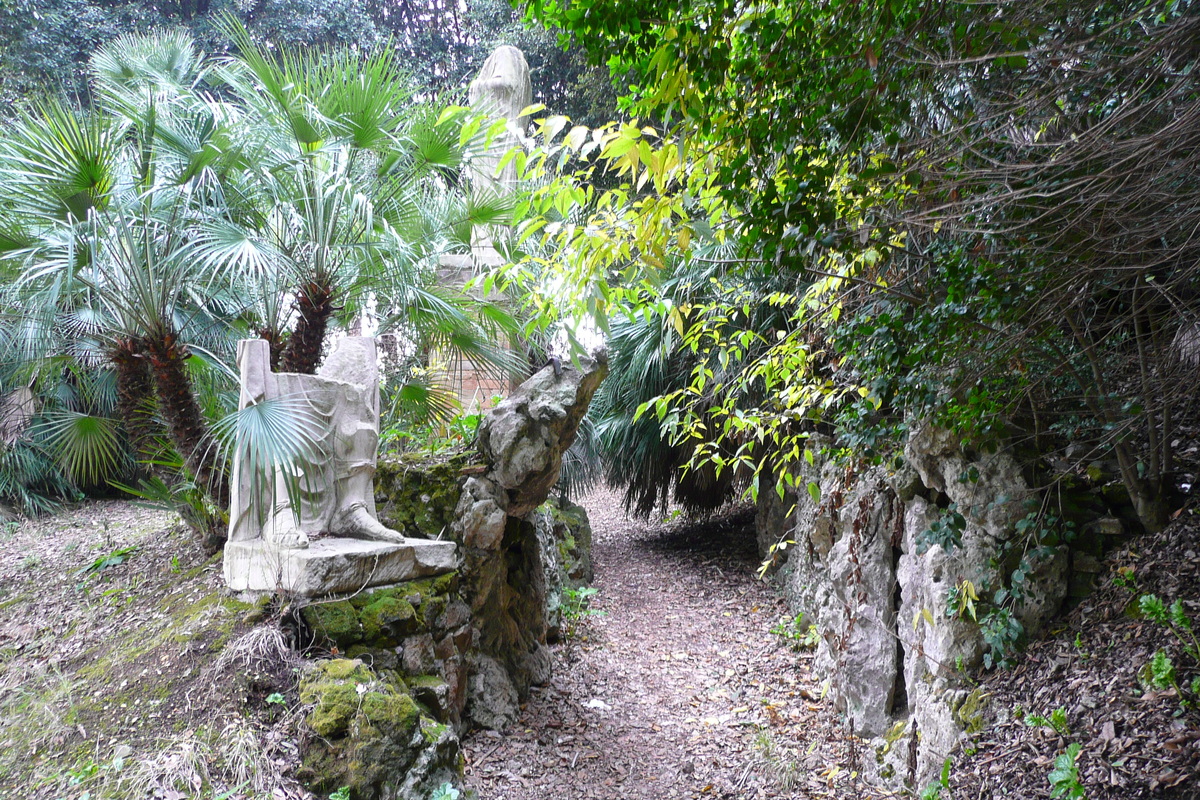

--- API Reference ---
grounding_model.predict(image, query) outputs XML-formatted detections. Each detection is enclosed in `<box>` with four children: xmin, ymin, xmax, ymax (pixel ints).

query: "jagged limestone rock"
<box><xmin>366</xmin><ymin>350</ymin><xmax>605</xmax><ymax>732</ymax></box>
<box><xmin>297</xmin><ymin>659</ymin><xmax>459</xmax><ymax>800</ymax></box>
<box><xmin>466</xmin><ymin>653</ymin><xmax>520</xmax><ymax>730</ymax></box>
<box><xmin>441</xmin><ymin>354</ymin><xmax>605</xmax><ymax>728</ymax></box>
<box><xmin>478</xmin><ymin>351</ymin><xmax>608</xmax><ymax>516</ymax></box>
<box><xmin>783</xmin><ymin>463</ymin><xmax>903</xmax><ymax>737</ymax></box>
<box><xmin>763</xmin><ymin>424</ymin><xmax>1076</xmax><ymax>791</ymax></box>
<box><xmin>534</xmin><ymin>497</ymin><xmax>595</xmax><ymax>639</ymax></box>
<box><xmin>889</xmin><ymin>426</ymin><xmax>1064</xmax><ymax>787</ymax></box>
<box><xmin>454</xmin><ymin>476</ymin><xmax>509</xmax><ymax>551</ymax></box>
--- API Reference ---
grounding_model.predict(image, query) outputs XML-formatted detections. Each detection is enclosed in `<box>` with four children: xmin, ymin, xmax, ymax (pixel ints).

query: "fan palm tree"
<box><xmin>590</xmin><ymin>241</ymin><xmax>798</xmax><ymax>518</ymax></box>
<box><xmin>0</xmin><ymin>27</ymin><xmax>525</xmax><ymax>538</ymax></box>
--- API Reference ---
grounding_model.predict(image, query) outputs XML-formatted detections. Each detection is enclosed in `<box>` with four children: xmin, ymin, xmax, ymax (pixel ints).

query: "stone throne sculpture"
<box><xmin>223</xmin><ymin>337</ymin><xmax>455</xmax><ymax>596</ymax></box>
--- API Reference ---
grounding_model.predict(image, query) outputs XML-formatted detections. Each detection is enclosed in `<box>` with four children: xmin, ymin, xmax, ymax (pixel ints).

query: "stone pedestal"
<box><xmin>224</xmin><ymin>537</ymin><xmax>456</xmax><ymax>596</ymax></box>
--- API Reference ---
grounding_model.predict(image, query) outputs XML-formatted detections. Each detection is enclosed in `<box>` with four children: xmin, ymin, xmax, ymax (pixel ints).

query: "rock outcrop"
<box><xmin>757</xmin><ymin>423</ymin><xmax>1137</xmax><ymax>791</ymax></box>
<box><xmin>535</xmin><ymin>497</ymin><xmax>595</xmax><ymax>640</ymax></box>
<box><xmin>372</xmin><ymin>351</ymin><xmax>607</xmax><ymax>732</ymax></box>
<box><xmin>478</xmin><ymin>352</ymin><xmax>608</xmax><ymax>516</ymax></box>
<box><xmin>456</xmin><ymin>351</ymin><xmax>607</xmax><ymax>728</ymax></box>
<box><xmin>296</xmin><ymin>658</ymin><xmax>459</xmax><ymax>800</ymax></box>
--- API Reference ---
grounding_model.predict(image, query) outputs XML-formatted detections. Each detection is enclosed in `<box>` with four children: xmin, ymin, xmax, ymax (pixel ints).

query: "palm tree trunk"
<box><xmin>143</xmin><ymin>331</ymin><xmax>229</xmax><ymax>542</ymax></box>
<box><xmin>112</xmin><ymin>337</ymin><xmax>161</xmax><ymax>467</ymax></box>
<box><xmin>279</xmin><ymin>282</ymin><xmax>333</xmax><ymax>375</ymax></box>
<box><xmin>257</xmin><ymin>328</ymin><xmax>287</xmax><ymax>372</ymax></box>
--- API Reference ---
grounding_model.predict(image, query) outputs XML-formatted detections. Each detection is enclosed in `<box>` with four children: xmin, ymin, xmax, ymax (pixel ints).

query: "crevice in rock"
<box><xmin>890</xmin><ymin>545</ymin><xmax>908</xmax><ymax>716</ymax></box>
<box><xmin>931</xmin><ymin>488</ymin><xmax>952</xmax><ymax>509</ymax></box>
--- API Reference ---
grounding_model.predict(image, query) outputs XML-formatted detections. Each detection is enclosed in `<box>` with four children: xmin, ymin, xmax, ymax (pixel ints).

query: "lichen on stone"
<box><xmin>953</xmin><ymin>687</ymin><xmax>990</xmax><ymax>734</ymax></box>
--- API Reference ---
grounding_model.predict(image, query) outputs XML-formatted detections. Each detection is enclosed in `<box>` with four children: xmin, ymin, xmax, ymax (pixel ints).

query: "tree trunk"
<box><xmin>1130</xmin><ymin>479</ymin><xmax>1171</xmax><ymax>535</ymax></box>
<box><xmin>143</xmin><ymin>330</ymin><xmax>228</xmax><ymax>550</ymax></box>
<box><xmin>257</xmin><ymin>327</ymin><xmax>287</xmax><ymax>372</ymax></box>
<box><xmin>111</xmin><ymin>337</ymin><xmax>162</xmax><ymax>468</ymax></box>
<box><xmin>279</xmin><ymin>282</ymin><xmax>334</xmax><ymax>375</ymax></box>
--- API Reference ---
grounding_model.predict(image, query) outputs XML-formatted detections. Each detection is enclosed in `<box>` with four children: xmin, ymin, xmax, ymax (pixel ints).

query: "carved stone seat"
<box><xmin>222</xmin><ymin>337</ymin><xmax>456</xmax><ymax>596</ymax></box>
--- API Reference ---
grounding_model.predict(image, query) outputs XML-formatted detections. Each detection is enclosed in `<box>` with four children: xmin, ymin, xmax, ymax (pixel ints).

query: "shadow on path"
<box><xmin>463</xmin><ymin>492</ymin><xmax>831</xmax><ymax>800</ymax></box>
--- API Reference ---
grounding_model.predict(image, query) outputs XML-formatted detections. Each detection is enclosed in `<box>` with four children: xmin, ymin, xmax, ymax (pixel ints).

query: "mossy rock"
<box><xmin>359</xmin><ymin>594</ymin><xmax>417</xmax><ymax>644</ymax></box>
<box><xmin>299</xmin><ymin>656</ymin><xmax>419</xmax><ymax>743</ymax></box>
<box><xmin>301</xmin><ymin>574</ymin><xmax>461</xmax><ymax>654</ymax></box>
<box><xmin>301</xmin><ymin>601</ymin><xmax>362</xmax><ymax>649</ymax></box>
<box><xmin>953</xmin><ymin>688</ymin><xmax>990</xmax><ymax>734</ymax></box>
<box><xmin>416</xmin><ymin>595</ymin><xmax>448</xmax><ymax>628</ymax></box>
<box><xmin>375</xmin><ymin>453</ymin><xmax>469</xmax><ymax>540</ymax></box>
<box><xmin>298</xmin><ymin>658</ymin><xmax>456</xmax><ymax>799</ymax></box>
<box><xmin>299</xmin><ymin>659</ymin><xmax>378</xmax><ymax>737</ymax></box>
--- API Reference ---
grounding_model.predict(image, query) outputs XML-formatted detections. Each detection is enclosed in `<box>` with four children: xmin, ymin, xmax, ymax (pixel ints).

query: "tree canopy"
<box><xmin>487</xmin><ymin>0</ymin><xmax>1200</xmax><ymax>532</ymax></box>
<box><xmin>0</xmin><ymin>0</ymin><xmax>618</xmax><ymax>124</ymax></box>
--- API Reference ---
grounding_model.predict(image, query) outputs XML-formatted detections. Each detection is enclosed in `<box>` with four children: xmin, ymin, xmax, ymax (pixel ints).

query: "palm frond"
<box><xmin>0</xmin><ymin>438</ymin><xmax>77</xmax><ymax>516</ymax></box>
<box><xmin>0</xmin><ymin>102</ymin><xmax>122</xmax><ymax>221</ymax></box>
<box><xmin>36</xmin><ymin>410</ymin><xmax>124</xmax><ymax>487</ymax></box>
<box><xmin>211</xmin><ymin>393</ymin><xmax>326</xmax><ymax>533</ymax></box>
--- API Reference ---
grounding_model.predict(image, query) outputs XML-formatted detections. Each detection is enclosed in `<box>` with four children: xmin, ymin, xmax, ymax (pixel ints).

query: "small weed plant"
<box><xmin>752</xmin><ymin>727</ymin><xmax>802</xmax><ymax>791</ymax></box>
<box><xmin>770</xmin><ymin>615</ymin><xmax>820</xmax><ymax>650</ymax></box>
<box><xmin>561</xmin><ymin>586</ymin><xmax>605</xmax><ymax>641</ymax></box>
<box><xmin>1137</xmin><ymin>593</ymin><xmax>1200</xmax><ymax>704</ymax></box>
<box><xmin>920</xmin><ymin>758</ymin><xmax>952</xmax><ymax>799</ymax></box>
<box><xmin>76</xmin><ymin>546</ymin><xmax>137</xmax><ymax>579</ymax></box>
<box><xmin>1047</xmin><ymin>743</ymin><xmax>1086</xmax><ymax>799</ymax></box>
<box><xmin>1138</xmin><ymin>594</ymin><xmax>1200</xmax><ymax>661</ymax></box>
<box><xmin>562</xmin><ymin>586</ymin><xmax>602</xmax><ymax>621</ymax></box>
<box><xmin>1111</xmin><ymin>566</ymin><xmax>1137</xmax><ymax>592</ymax></box>
<box><xmin>430</xmin><ymin>783</ymin><xmax>461</xmax><ymax>800</ymax></box>
<box><xmin>1022</xmin><ymin>706</ymin><xmax>1071</xmax><ymax>736</ymax></box>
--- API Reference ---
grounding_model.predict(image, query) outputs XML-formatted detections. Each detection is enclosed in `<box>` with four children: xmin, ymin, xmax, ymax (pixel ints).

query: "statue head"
<box><xmin>468</xmin><ymin>45</ymin><xmax>532</xmax><ymax>131</ymax></box>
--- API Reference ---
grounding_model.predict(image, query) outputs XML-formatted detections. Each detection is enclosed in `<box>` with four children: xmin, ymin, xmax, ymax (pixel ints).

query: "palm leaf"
<box><xmin>36</xmin><ymin>410</ymin><xmax>123</xmax><ymax>486</ymax></box>
<box><xmin>210</xmin><ymin>393</ymin><xmax>325</xmax><ymax>532</ymax></box>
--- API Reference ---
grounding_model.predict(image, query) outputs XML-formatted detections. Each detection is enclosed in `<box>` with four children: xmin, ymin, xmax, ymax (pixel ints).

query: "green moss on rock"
<box><xmin>375</xmin><ymin>453</ymin><xmax>469</xmax><ymax>540</ymax></box>
<box><xmin>360</xmin><ymin>689</ymin><xmax>420</xmax><ymax>734</ymax></box>
<box><xmin>953</xmin><ymin>688</ymin><xmax>990</xmax><ymax>734</ymax></box>
<box><xmin>303</xmin><ymin>575</ymin><xmax>461</xmax><ymax>659</ymax></box>
<box><xmin>359</xmin><ymin>595</ymin><xmax>416</xmax><ymax>644</ymax></box>
<box><xmin>299</xmin><ymin>659</ymin><xmax>379</xmax><ymax>737</ymax></box>
<box><xmin>298</xmin><ymin>658</ymin><xmax>459</xmax><ymax>799</ymax></box>
<box><xmin>421</xmin><ymin>719</ymin><xmax>449</xmax><ymax>745</ymax></box>
<box><xmin>302</xmin><ymin>601</ymin><xmax>362</xmax><ymax>649</ymax></box>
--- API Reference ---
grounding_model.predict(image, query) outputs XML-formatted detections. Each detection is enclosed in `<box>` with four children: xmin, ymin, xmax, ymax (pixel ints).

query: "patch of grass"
<box><xmin>0</xmin><ymin>668</ymin><xmax>85</xmax><ymax>788</ymax></box>
<box><xmin>753</xmin><ymin>727</ymin><xmax>802</xmax><ymax>791</ymax></box>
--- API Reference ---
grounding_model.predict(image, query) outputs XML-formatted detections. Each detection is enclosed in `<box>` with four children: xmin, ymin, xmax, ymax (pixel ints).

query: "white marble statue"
<box><xmin>468</xmin><ymin>45</ymin><xmax>533</xmax><ymax>194</ymax></box>
<box><xmin>228</xmin><ymin>337</ymin><xmax>402</xmax><ymax>547</ymax></box>
<box><xmin>466</xmin><ymin>46</ymin><xmax>532</xmax><ymax>261</ymax></box>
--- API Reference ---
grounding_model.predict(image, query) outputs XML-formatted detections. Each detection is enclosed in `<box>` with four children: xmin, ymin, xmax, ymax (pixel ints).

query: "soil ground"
<box><xmin>0</xmin><ymin>501</ymin><xmax>308</xmax><ymax>799</ymax></box>
<box><xmin>463</xmin><ymin>491</ymin><xmax>887</xmax><ymax>800</ymax></box>
<box><xmin>5</xmin><ymin>490</ymin><xmax>1194</xmax><ymax>800</ymax></box>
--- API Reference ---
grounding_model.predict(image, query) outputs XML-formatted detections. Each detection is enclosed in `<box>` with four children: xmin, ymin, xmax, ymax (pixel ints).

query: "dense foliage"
<box><xmin>500</xmin><ymin>0</ymin><xmax>1200</xmax><ymax>531</ymax></box>
<box><xmin>0</xmin><ymin>25</ymin><xmax>520</xmax><ymax>536</ymax></box>
<box><xmin>0</xmin><ymin>0</ymin><xmax>618</xmax><ymax>124</ymax></box>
